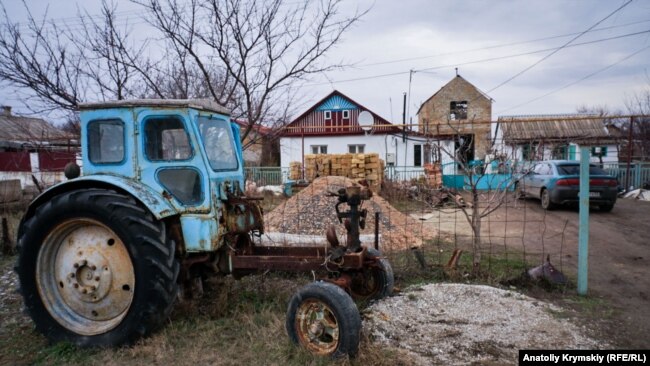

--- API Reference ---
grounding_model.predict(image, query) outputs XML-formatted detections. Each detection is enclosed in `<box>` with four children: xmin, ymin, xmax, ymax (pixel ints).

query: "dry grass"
<box><xmin>0</xmin><ymin>259</ymin><xmax>414</xmax><ymax>365</ymax></box>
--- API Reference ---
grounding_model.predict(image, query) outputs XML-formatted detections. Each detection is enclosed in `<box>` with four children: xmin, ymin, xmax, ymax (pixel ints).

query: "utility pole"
<box><xmin>625</xmin><ymin>116</ymin><xmax>634</xmax><ymax>190</ymax></box>
<box><xmin>401</xmin><ymin>92</ymin><xmax>406</xmax><ymax>143</ymax></box>
<box><xmin>407</xmin><ymin>69</ymin><xmax>414</xmax><ymax>131</ymax></box>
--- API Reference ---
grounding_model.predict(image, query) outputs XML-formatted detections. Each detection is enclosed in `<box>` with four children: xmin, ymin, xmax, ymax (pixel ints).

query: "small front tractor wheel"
<box><xmin>16</xmin><ymin>189</ymin><xmax>179</xmax><ymax>347</ymax></box>
<box><xmin>286</xmin><ymin>281</ymin><xmax>361</xmax><ymax>358</ymax></box>
<box><xmin>348</xmin><ymin>248</ymin><xmax>394</xmax><ymax>301</ymax></box>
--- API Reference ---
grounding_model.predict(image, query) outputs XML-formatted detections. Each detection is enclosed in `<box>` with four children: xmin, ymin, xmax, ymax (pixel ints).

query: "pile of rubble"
<box><xmin>264</xmin><ymin>176</ymin><xmax>434</xmax><ymax>251</ymax></box>
<box><xmin>364</xmin><ymin>283</ymin><xmax>603</xmax><ymax>365</ymax></box>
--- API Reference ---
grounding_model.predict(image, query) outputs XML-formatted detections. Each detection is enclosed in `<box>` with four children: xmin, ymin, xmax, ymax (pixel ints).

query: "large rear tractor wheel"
<box><xmin>348</xmin><ymin>248</ymin><xmax>394</xmax><ymax>301</ymax></box>
<box><xmin>16</xmin><ymin>189</ymin><xmax>179</xmax><ymax>347</ymax></box>
<box><xmin>286</xmin><ymin>281</ymin><xmax>361</xmax><ymax>358</ymax></box>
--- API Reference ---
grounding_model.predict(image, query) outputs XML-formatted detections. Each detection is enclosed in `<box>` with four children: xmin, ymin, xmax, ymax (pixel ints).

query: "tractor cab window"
<box><xmin>88</xmin><ymin>119</ymin><xmax>125</xmax><ymax>164</ymax></box>
<box><xmin>197</xmin><ymin>117</ymin><xmax>238</xmax><ymax>171</ymax></box>
<box><xmin>144</xmin><ymin>116</ymin><xmax>192</xmax><ymax>161</ymax></box>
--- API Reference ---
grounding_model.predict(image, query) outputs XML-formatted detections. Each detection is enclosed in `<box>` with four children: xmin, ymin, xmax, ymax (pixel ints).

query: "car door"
<box><xmin>535</xmin><ymin>163</ymin><xmax>553</xmax><ymax>198</ymax></box>
<box><xmin>520</xmin><ymin>163</ymin><xmax>539</xmax><ymax>195</ymax></box>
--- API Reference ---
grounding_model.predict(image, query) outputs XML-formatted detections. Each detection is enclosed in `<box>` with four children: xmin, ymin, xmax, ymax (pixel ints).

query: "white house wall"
<box><xmin>280</xmin><ymin>134</ymin><xmax>455</xmax><ymax>170</ymax></box>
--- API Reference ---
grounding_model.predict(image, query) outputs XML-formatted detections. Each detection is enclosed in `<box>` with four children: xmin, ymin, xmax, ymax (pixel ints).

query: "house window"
<box><xmin>348</xmin><ymin>144</ymin><xmax>365</xmax><ymax>154</ymax></box>
<box><xmin>311</xmin><ymin>145</ymin><xmax>327</xmax><ymax>154</ymax></box>
<box><xmin>342</xmin><ymin>110</ymin><xmax>350</xmax><ymax>119</ymax></box>
<box><xmin>521</xmin><ymin>142</ymin><xmax>538</xmax><ymax>161</ymax></box>
<box><xmin>324</xmin><ymin>111</ymin><xmax>331</xmax><ymax>120</ymax></box>
<box><xmin>450</xmin><ymin>101</ymin><xmax>468</xmax><ymax>120</ymax></box>
<box><xmin>414</xmin><ymin>144</ymin><xmax>422</xmax><ymax>167</ymax></box>
<box><xmin>591</xmin><ymin>146</ymin><xmax>608</xmax><ymax>157</ymax></box>
<box><xmin>552</xmin><ymin>145</ymin><xmax>568</xmax><ymax>160</ymax></box>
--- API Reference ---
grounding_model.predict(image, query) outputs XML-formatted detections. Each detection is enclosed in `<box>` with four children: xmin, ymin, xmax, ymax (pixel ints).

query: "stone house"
<box><xmin>416</xmin><ymin>74</ymin><xmax>492</xmax><ymax>163</ymax></box>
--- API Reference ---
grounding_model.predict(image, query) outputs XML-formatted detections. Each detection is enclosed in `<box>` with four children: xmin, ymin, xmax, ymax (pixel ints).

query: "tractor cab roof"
<box><xmin>79</xmin><ymin>98</ymin><xmax>230</xmax><ymax>116</ymax></box>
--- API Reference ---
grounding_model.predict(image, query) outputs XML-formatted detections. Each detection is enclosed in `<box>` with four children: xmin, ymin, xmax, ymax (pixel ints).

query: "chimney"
<box><xmin>1</xmin><ymin>106</ymin><xmax>11</xmax><ymax>116</ymax></box>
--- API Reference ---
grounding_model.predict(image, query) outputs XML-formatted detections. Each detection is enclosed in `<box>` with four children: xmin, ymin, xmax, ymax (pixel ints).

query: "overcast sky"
<box><xmin>2</xmin><ymin>0</ymin><xmax>649</xmax><ymax>123</ymax></box>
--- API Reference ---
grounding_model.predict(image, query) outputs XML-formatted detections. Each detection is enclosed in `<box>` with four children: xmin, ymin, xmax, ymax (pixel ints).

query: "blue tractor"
<box><xmin>15</xmin><ymin>99</ymin><xmax>392</xmax><ymax>357</ymax></box>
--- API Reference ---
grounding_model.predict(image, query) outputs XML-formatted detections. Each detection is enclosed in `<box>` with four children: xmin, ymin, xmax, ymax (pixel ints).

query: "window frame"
<box><xmin>196</xmin><ymin>116</ymin><xmax>240</xmax><ymax>172</ymax></box>
<box><xmin>142</xmin><ymin>115</ymin><xmax>194</xmax><ymax>163</ymax></box>
<box><xmin>87</xmin><ymin>119</ymin><xmax>126</xmax><ymax>165</ymax></box>
<box><xmin>311</xmin><ymin>145</ymin><xmax>328</xmax><ymax>154</ymax></box>
<box><xmin>449</xmin><ymin>100</ymin><xmax>468</xmax><ymax>120</ymax></box>
<box><xmin>348</xmin><ymin>144</ymin><xmax>365</xmax><ymax>154</ymax></box>
<box><xmin>324</xmin><ymin>110</ymin><xmax>332</xmax><ymax>120</ymax></box>
<box><xmin>414</xmin><ymin>144</ymin><xmax>422</xmax><ymax>167</ymax></box>
<box><xmin>155</xmin><ymin>166</ymin><xmax>204</xmax><ymax>206</ymax></box>
<box><xmin>342</xmin><ymin>110</ymin><xmax>350</xmax><ymax>119</ymax></box>
<box><xmin>591</xmin><ymin>146</ymin><xmax>608</xmax><ymax>157</ymax></box>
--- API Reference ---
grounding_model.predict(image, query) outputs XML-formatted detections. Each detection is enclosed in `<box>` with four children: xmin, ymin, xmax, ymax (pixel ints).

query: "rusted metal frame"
<box><xmin>374</xmin><ymin>211</ymin><xmax>380</xmax><ymax>251</ymax></box>
<box><xmin>229</xmin><ymin>246</ymin><xmax>366</xmax><ymax>272</ymax></box>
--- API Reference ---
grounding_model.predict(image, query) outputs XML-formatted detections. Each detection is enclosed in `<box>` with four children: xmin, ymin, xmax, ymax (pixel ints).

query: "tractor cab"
<box><xmin>76</xmin><ymin>99</ymin><xmax>262</xmax><ymax>252</ymax></box>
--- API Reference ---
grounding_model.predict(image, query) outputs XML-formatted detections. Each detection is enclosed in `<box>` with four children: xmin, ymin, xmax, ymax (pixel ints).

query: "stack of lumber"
<box><xmin>289</xmin><ymin>162</ymin><xmax>302</xmax><ymax>180</ymax></box>
<box><xmin>291</xmin><ymin>153</ymin><xmax>384</xmax><ymax>191</ymax></box>
<box><xmin>363</xmin><ymin>154</ymin><xmax>382</xmax><ymax>190</ymax></box>
<box><xmin>304</xmin><ymin>154</ymin><xmax>331</xmax><ymax>180</ymax></box>
<box><xmin>350</xmin><ymin>154</ymin><xmax>366</xmax><ymax>179</ymax></box>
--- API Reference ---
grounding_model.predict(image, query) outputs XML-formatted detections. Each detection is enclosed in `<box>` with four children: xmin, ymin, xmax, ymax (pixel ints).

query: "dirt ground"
<box><xmin>415</xmin><ymin>196</ymin><xmax>650</xmax><ymax>348</ymax></box>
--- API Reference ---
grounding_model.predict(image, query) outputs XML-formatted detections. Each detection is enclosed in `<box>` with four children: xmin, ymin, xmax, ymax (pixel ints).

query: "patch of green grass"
<box><xmin>563</xmin><ymin>295</ymin><xmax>616</xmax><ymax>319</ymax></box>
<box><xmin>32</xmin><ymin>342</ymin><xmax>98</xmax><ymax>365</ymax></box>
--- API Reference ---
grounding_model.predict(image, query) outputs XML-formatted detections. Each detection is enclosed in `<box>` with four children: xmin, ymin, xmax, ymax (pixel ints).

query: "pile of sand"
<box><xmin>264</xmin><ymin>176</ymin><xmax>434</xmax><ymax>251</ymax></box>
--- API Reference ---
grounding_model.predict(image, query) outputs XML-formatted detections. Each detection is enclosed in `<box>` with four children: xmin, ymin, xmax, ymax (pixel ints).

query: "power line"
<box><xmin>496</xmin><ymin>45</ymin><xmax>650</xmax><ymax>114</ymax></box>
<box><xmin>484</xmin><ymin>0</ymin><xmax>634</xmax><ymax>95</ymax></box>
<box><xmin>358</xmin><ymin>18</ymin><xmax>650</xmax><ymax>68</ymax></box>
<box><xmin>298</xmin><ymin>29</ymin><xmax>650</xmax><ymax>87</ymax></box>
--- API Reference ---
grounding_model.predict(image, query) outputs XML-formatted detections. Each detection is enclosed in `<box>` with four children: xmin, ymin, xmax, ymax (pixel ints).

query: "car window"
<box><xmin>557</xmin><ymin>164</ymin><xmax>608</xmax><ymax>175</ymax></box>
<box><xmin>532</xmin><ymin>164</ymin><xmax>546</xmax><ymax>175</ymax></box>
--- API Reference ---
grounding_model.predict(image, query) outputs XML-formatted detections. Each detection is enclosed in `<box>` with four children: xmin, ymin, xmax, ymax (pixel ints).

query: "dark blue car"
<box><xmin>515</xmin><ymin>160</ymin><xmax>618</xmax><ymax>212</ymax></box>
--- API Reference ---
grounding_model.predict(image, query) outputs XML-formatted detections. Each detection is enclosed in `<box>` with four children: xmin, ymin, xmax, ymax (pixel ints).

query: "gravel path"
<box><xmin>364</xmin><ymin>283</ymin><xmax>603</xmax><ymax>365</ymax></box>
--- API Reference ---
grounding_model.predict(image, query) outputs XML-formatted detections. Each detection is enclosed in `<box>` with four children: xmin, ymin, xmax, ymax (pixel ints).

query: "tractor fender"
<box><xmin>24</xmin><ymin>175</ymin><xmax>178</xmax><ymax>223</ymax></box>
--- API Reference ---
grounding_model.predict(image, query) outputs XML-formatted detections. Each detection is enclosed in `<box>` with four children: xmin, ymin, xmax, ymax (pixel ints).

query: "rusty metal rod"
<box><xmin>374</xmin><ymin>211</ymin><xmax>380</xmax><ymax>251</ymax></box>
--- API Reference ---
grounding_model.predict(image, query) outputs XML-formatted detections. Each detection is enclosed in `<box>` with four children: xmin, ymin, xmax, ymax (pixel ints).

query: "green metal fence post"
<box><xmin>578</xmin><ymin>147</ymin><xmax>590</xmax><ymax>296</ymax></box>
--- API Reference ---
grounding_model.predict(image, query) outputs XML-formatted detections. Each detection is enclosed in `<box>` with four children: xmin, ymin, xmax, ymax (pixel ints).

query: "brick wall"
<box><xmin>418</xmin><ymin>76</ymin><xmax>492</xmax><ymax>158</ymax></box>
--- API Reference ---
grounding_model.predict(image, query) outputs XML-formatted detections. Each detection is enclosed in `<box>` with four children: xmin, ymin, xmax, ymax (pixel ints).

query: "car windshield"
<box><xmin>556</xmin><ymin>164</ymin><xmax>608</xmax><ymax>175</ymax></box>
<box><xmin>197</xmin><ymin>117</ymin><xmax>238</xmax><ymax>171</ymax></box>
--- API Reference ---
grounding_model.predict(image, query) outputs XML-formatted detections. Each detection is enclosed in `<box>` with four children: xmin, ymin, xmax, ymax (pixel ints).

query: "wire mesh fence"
<box><xmin>252</xmin><ymin>175</ymin><xmax>575</xmax><ymax>287</ymax></box>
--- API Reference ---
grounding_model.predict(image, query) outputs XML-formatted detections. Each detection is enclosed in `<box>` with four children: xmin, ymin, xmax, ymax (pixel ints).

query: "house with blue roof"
<box><xmin>279</xmin><ymin>90</ymin><xmax>448</xmax><ymax>172</ymax></box>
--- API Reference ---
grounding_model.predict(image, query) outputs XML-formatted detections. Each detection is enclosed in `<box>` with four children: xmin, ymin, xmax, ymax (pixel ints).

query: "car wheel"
<box><xmin>540</xmin><ymin>189</ymin><xmax>556</xmax><ymax>210</ymax></box>
<box><xmin>514</xmin><ymin>182</ymin><xmax>524</xmax><ymax>199</ymax></box>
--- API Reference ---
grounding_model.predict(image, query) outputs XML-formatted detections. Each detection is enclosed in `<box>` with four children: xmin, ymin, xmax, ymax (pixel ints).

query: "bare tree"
<box><xmin>0</xmin><ymin>0</ymin><xmax>364</xmax><ymax>151</ymax></box>
<box><xmin>0</xmin><ymin>4</ymin><xmax>86</xmax><ymax>114</ymax></box>
<box><xmin>136</xmin><ymin>0</ymin><xmax>365</xmax><ymax>142</ymax></box>
<box><xmin>432</xmin><ymin>121</ymin><xmax>520</xmax><ymax>269</ymax></box>
<box><xmin>625</xmin><ymin>89</ymin><xmax>650</xmax><ymax>161</ymax></box>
